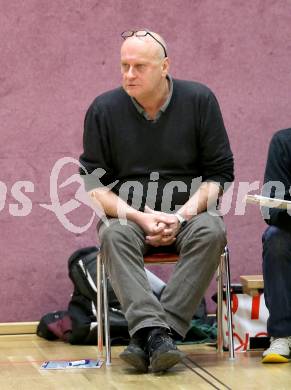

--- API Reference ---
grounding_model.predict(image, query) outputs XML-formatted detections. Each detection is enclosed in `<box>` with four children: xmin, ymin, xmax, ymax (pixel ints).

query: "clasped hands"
<box><xmin>140</xmin><ymin>206</ymin><xmax>181</xmax><ymax>247</ymax></box>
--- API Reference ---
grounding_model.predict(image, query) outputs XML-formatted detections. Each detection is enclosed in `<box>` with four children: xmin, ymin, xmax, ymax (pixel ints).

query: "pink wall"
<box><xmin>1</xmin><ymin>0</ymin><xmax>290</xmax><ymax>321</ymax></box>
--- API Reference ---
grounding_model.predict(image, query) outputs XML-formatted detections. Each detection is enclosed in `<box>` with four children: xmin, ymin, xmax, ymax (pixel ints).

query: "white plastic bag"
<box><xmin>223</xmin><ymin>292</ymin><xmax>269</xmax><ymax>351</ymax></box>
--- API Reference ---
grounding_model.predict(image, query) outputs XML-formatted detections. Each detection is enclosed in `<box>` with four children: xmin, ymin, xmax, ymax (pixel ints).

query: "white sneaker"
<box><xmin>262</xmin><ymin>337</ymin><xmax>291</xmax><ymax>363</ymax></box>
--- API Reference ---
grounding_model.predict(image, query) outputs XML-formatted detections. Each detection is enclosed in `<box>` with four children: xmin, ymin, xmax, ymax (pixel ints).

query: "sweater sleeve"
<box><xmin>261</xmin><ymin>131</ymin><xmax>291</xmax><ymax>231</ymax></box>
<box><xmin>198</xmin><ymin>90</ymin><xmax>234</xmax><ymax>190</ymax></box>
<box><xmin>79</xmin><ymin>104</ymin><xmax>115</xmax><ymax>192</ymax></box>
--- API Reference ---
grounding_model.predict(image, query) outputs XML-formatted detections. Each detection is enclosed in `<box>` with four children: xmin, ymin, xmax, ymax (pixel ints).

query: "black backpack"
<box><xmin>67</xmin><ymin>246</ymin><xmax>129</xmax><ymax>345</ymax></box>
<box><xmin>68</xmin><ymin>246</ymin><xmax>120</xmax><ymax>308</ymax></box>
<box><xmin>37</xmin><ymin>246</ymin><xmax>129</xmax><ymax>345</ymax></box>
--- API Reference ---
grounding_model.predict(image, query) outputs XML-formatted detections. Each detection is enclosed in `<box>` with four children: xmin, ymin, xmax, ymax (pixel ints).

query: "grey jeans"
<box><xmin>98</xmin><ymin>212</ymin><xmax>226</xmax><ymax>337</ymax></box>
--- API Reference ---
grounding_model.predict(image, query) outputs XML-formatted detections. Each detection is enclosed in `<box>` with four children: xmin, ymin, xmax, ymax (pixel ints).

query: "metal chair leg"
<box><xmin>102</xmin><ymin>262</ymin><xmax>111</xmax><ymax>365</ymax></box>
<box><xmin>217</xmin><ymin>253</ymin><xmax>224</xmax><ymax>354</ymax></box>
<box><xmin>217</xmin><ymin>246</ymin><xmax>235</xmax><ymax>359</ymax></box>
<box><xmin>224</xmin><ymin>246</ymin><xmax>235</xmax><ymax>360</ymax></box>
<box><xmin>96</xmin><ymin>252</ymin><xmax>103</xmax><ymax>360</ymax></box>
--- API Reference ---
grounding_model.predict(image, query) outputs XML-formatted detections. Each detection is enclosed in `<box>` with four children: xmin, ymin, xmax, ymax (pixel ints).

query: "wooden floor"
<box><xmin>1</xmin><ymin>334</ymin><xmax>291</xmax><ymax>389</ymax></box>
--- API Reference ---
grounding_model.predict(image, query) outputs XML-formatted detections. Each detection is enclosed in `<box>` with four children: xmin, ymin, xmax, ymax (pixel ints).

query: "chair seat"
<box><xmin>144</xmin><ymin>252</ymin><xmax>179</xmax><ymax>264</ymax></box>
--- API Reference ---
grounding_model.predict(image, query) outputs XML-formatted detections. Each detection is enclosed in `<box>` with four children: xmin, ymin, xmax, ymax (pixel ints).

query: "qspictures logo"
<box><xmin>1</xmin><ymin>156</ymin><xmax>290</xmax><ymax>233</ymax></box>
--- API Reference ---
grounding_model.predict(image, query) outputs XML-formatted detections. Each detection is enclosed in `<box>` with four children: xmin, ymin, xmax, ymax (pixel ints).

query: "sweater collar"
<box><xmin>130</xmin><ymin>75</ymin><xmax>173</xmax><ymax>122</ymax></box>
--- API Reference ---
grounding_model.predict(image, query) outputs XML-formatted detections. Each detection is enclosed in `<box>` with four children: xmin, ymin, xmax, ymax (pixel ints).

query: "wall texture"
<box><xmin>1</xmin><ymin>0</ymin><xmax>290</xmax><ymax>321</ymax></box>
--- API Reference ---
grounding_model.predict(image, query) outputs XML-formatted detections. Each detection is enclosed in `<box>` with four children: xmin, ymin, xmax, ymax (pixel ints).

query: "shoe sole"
<box><xmin>120</xmin><ymin>350</ymin><xmax>149</xmax><ymax>373</ymax></box>
<box><xmin>262</xmin><ymin>353</ymin><xmax>291</xmax><ymax>363</ymax></box>
<box><xmin>151</xmin><ymin>350</ymin><xmax>184</xmax><ymax>372</ymax></box>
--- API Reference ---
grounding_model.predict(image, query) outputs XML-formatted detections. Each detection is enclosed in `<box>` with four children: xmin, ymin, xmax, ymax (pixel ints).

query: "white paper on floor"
<box><xmin>40</xmin><ymin>359</ymin><xmax>103</xmax><ymax>370</ymax></box>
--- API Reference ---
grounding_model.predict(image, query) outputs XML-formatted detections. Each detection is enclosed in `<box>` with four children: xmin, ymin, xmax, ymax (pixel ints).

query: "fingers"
<box><xmin>160</xmin><ymin>235</ymin><xmax>176</xmax><ymax>244</ymax></box>
<box><xmin>158</xmin><ymin>215</ymin><xmax>177</xmax><ymax>225</ymax></box>
<box><xmin>153</xmin><ymin>222</ymin><xmax>166</xmax><ymax>234</ymax></box>
<box><xmin>148</xmin><ymin>219</ymin><xmax>178</xmax><ymax>243</ymax></box>
<box><xmin>160</xmin><ymin>232</ymin><xmax>176</xmax><ymax>243</ymax></box>
<box><xmin>162</xmin><ymin>227</ymin><xmax>174</xmax><ymax>236</ymax></box>
<box><xmin>141</xmin><ymin>212</ymin><xmax>178</xmax><ymax>237</ymax></box>
<box><xmin>144</xmin><ymin>209</ymin><xmax>177</xmax><ymax>225</ymax></box>
<box><xmin>145</xmin><ymin>232</ymin><xmax>176</xmax><ymax>246</ymax></box>
<box><xmin>145</xmin><ymin>239</ymin><xmax>176</xmax><ymax>247</ymax></box>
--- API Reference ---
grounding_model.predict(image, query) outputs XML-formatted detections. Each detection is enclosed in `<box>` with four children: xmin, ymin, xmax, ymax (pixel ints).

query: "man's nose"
<box><xmin>126</xmin><ymin>66</ymin><xmax>136</xmax><ymax>78</ymax></box>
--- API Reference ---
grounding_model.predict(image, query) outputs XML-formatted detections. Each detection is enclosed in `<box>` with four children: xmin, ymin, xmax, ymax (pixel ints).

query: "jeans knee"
<box><xmin>262</xmin><ymin>226</ymin><xmax>291</xmax><ymax>259</ymax></box>
<box><xmin>199</xmin><ymin>213</ymin><xmax>226</xmax><ymax>247</ymax></box>
<box><xmin>185</xmin><ymin>213</ymin><xmax>226</xmax><ymax>255</ymax></box>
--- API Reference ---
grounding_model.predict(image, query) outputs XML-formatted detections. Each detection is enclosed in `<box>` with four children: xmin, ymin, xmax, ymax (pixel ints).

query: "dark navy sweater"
<box><xmin>79</xmin><ymin>79</ymin><xmax>234</xmax><ymax>212</ymax></box>
<box><xmin>262</xmin><ymin>128</ymin><xmax>291</xmax><ymax>231</ymax></box>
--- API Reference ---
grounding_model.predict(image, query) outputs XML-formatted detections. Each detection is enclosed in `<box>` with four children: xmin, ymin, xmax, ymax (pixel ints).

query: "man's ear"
<box><xmin>161</xmin><ymin>57</ymin><xmax>170</xmax><ymax>77</ymax></box>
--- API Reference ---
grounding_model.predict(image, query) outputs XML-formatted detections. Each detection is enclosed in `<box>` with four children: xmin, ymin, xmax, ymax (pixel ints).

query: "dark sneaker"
<box><xmin>147</xmin><ymin>328</ymin><xmax>184</xmax><ymax>372</ymax></box>
<box><xmin>120</xmin><ymin>333</ymin><xmax>149</xmax><ymax>373</ymax></box>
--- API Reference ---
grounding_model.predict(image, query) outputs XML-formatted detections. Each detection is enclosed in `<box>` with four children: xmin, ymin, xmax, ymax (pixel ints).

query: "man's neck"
<box><xmin>137</xmin><ymin>78</ymin><xmax>169</xmax><ymax>119</ymax></box>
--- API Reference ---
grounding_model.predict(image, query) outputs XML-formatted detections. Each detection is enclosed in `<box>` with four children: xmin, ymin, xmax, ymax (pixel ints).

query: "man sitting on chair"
<box><xmin>79</xmin><ymin>30</ymin><xmax>234</xmax><ymax>372</ymax></box>
<box><xmin>261</xmin><ymin>128</ymin><xmax>291</xmax><ymax>363</ymax></box>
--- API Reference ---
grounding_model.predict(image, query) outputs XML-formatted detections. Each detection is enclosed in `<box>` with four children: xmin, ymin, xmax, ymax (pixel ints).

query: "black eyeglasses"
<box><xmin>121</xmin><ymin>30</ymin><xmax>167</xmax><ymax>58</ymax></box>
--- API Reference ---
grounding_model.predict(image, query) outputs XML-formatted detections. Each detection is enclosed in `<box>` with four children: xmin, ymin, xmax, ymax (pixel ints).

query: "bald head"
<box><xmin>121</xmin><ymin>31</ymin><xmax>167</xmax><ymax>61</ymax></box>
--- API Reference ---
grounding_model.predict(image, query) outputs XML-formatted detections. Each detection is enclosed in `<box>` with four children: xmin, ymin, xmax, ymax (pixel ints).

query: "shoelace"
<box><xmin>148</xmin><ymin>331</ymin><xmax>170</xmax><ymax>350</ymax></box>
